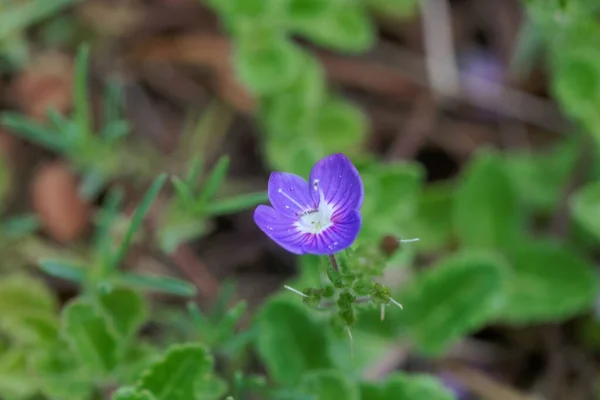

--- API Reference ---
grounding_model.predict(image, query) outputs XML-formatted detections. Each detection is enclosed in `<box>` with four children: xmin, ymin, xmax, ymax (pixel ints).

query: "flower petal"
<box><xmin>268</xmin><ymin>172</ymin><xmax>315</xmax><ymax>217</ymax></box>
<box><xmin>254</xmin><ymin>205</ymin><xmax>311</xmax><ymax>254</ymax></box>
<box><xmin>308</xmin><ymin>153</ymin><xmax>364</xmax><ymax>215</ymax></box>
<box><xmin>302</xmin><ymin>210</ymin><xmax>362</xmax><ymax>255</ymax></box>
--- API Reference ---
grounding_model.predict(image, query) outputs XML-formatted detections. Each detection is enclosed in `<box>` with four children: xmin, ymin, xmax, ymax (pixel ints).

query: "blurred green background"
<box><xmin>1</xmin><ymin>0</ymin><xmax>600</xmax><ymax>399</ymax></box>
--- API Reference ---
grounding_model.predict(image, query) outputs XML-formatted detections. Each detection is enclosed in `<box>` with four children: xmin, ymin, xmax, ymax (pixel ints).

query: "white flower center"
<box><xmin>295</xmin><ymin>202</ymin><xmax>334</xmax><ymax>234</ymax></box>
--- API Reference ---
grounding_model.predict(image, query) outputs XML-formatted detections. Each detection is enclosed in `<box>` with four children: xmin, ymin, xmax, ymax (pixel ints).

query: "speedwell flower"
<box><xmin>254</xmin><ymin>153</ymin><xmax>363</xmax><ymax>255</ymax></box>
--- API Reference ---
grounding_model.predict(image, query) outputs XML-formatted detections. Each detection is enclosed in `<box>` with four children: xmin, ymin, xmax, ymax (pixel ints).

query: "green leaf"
<box><xmin>360</xmin><ymin>373</ymin><xmax>456</xmax><ymax>400</ymax></box>
<box><xmin>0</xmin><ymin>155</ymin><xmax>12</xmax><ymax>206</ymax></box>
<box><xmin>401</xmin><ymin>252</ymin><xmax>505</xmax><ymax>355</ymax></box>
<box><xmin>453</xmin><ymin>150</ymin><xmax>522</xmax><ymax>250</ymax></box>
<box><xmin>0</xmin><ymin>112</ymin><xmax>65</xmax><ymax>152</ymax></box>
<box><xmin>103</xmin><ymin>78</ymin><xmax>125</xmax><ymax>129</ymax></box>
<box><xmin>101</xmin><ymin>120</ymin><xmax>130</xmax><ymax>143</ymax></box>
<box><xmin>2</xmin><ymin>213</ymin><xmax>40</xmax><ymax>238</ymax></box>
<box><xmin>362</xmin><ymin>0</ymin><xmax>420</xmax><ymax>18</ymax></box>
<box><xmin>313</xmin><ymin>97</ymin><xmax>367</xmax><ymax>152</ymax></box>
<box><xmin>112</xmin><ymin>175</ymin><xmax>166</xmax><ymax>270</ymax></box>
<box><xmin>266</xmin><ymin>135</ymin><xmax>323</xmax><ymax>176</ymax></box>
<box><xmin>0</xmin><ymin>350</ymin><xmax>39</xmax><ymax>400</ymax></box>
<box><xmin>498</xmin><ymin>239</ymin><xmax>598</xmax><ymax>324</ymax></box>
<box><xmin>255</xmin><ymin>298</ymin><xmax>333</xmax><ymax>385</ymax></box>
<box><xmin>552</xmin><ymin>45</ymin><xmax>600</xmax><ymax>124</ymax></box>
<box><xmin>171</xmin><ymin>177</ymin><xmax>195</xmax><ymax>209</ymax></box>
<box><xmin>136</xmin><ymin>343</ymin><xmax>213</xmax><ymax>400</ymax></box>
<box><xmin>196</xmin><ymin>375</ymin><xmax>229</xmax><ymax>400</ymax></box>
<box><xmin>360</xmin><ymin>162</ymin><xmax>424</xmax><ymax>239</ymax></box>
<box><xmin>33</xmin><ymin>341</ymin><xmax>95</xmax><ymax>400</ymax></box>
<box><xmin>0</xmin><ymin>274</ymin><xmax>59</xmax><ymax>345</ymax></box>
<box><xmin>504</xmin><ymin>138</ymin><xmax>578</xmax><ymax>213</ymax></box>
<box><xmin>291</xmin><ymin>3</ymin><xmax>375</xmax><ymax>52</ymax></box>
<box><xmin>79</xmin><ymin>169</ymin><xmax>107</xmax><ymax>200</ymax></box>
<box><xmin>261</xmin><ymin>54</ymin><xmax>326</xmax><ymax>138</ymax></box>
<box><xmin>233</xmin><ymin>36</ymin><xmax>305</xmax><ymax>95</ymax></box>
<box><xmin>204</xmin><ymin>192</ymin><xmax>268</xmax><ymax>216</ymax></box>
<box><xmin>0</xmin><ymin>0</ymin><xmax>81</xmax><ymax>40</ymax></box>
<box><xmin>0</xmin><ymin>273</ymin><xmax>57</xmax><ymax>314</ymax></box>
<box><xmin>570</xmin><ymin>181</ymin><xmax>600</xmax><ymax>243</ymax></box>
<box><xmin>74</xmin><ymin>44</ymin><xmax>91</xmax><ymax>139</ymax></box>
<box><xmin>185</xmin><ymin>155</ymin><xmax>204</xmax><ymax>188</ymax></box>
<box><xmin>113</xmin><ymin>387</ymin><xmax>157</xmax><ymax>400</ymax></box>
<box><xmin>93</xmin><ymin>188</ymin><xmax>124</xmax><ymax>262</ymax></box>
<box><xmin>119</xmin><ymin>272</ymin><xmax>196</xmax><ymax>297</ymax></box>
<box><xmin>158</xmin><ymin>218</ymin><xmax>209</xmax><ymax>254</ymax></box>
<box><xmin>285</xmin><ymin>0</ymin><xmax>330</xmax><ymax>24</ymax></box>
<box><xmin>405</xmin><ymin>182</ymin><xmax>454</xmax><ymax>253</ymax></box>
<box><xmin>213</xmin><ymin>0</ymin><xmax>285</xmax><ymax>22</ymax></box>
<box><xmin>62</xmin><ymin>299</ymin><xmax>119</xmax><ymax>373</ymax></box>
<box><xmin>39</xmin><ymin>259</ymin><xmax>87</xmax><ymax>282</ymax></box>
<box><xmin>47</xmin><ymin>108</ymin><xmax>72</xmax><ymax>137</ymax></box>
<box><xmin>1</xmin><ymin>311</ymin><xmax>59</xmax><ymax>346</ymax></box>
<box><xmin>197</xmin><ymin>156</ymin><xmax>230</xmax><ymax>207</ymax></box>
<box><xmin>99</xmin><ymin>287</ymin><xmax>147</xmax><ymax>339</ymax></box>
<box><xmin>300</xmin><ymin>370</ymin><xmax>360</xmax><ymax>400</ymax></box>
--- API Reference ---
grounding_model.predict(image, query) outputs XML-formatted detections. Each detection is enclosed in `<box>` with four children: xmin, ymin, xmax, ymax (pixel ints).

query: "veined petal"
<box><xmin>308</xmin><ymin>153</ymin><xmax>364</xmax><ymax>216</ymax></box>
<box><xmin>302</xmin><ymin>210</ymin><xmax>362</xmax><ymax>255</ymax></box>
<box><xmin>254</xmin><ymin>205</ymin><xmax>311</xmax><ymax>255</ymax></box>
<box><xmin>268</xmin><ymin>172</ymin><xmax>315</xmax><ymax>217</ymax></box>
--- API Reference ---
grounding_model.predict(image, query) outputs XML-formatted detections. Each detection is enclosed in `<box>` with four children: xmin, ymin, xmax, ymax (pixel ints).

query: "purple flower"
<box><xmin>254</xmin><ymin>153</ymin><xmax>364</xmax><ymax>255</ymax></box>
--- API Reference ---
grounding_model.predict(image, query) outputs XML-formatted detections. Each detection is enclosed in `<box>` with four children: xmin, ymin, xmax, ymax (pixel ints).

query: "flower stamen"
<box><xmin>277</xmin><ymin>188</ymin><xmax>307</xmax><ymax>211</ymax></box>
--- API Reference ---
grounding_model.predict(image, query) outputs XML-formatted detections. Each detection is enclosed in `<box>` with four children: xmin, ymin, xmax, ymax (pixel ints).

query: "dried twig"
<box><xmin>385</xmin><ymin>94</ymin><xmax>437</xmax><ymax>160</ymax></box>
<box><xmin>420</xmin><ymin>0</ymin><xmax>460</xmax><ymax>97</ymax></box>
<box><xmin>442</xmin><ymin>362</ymin><xmax>545</xmax><ymax>400</ymax></box>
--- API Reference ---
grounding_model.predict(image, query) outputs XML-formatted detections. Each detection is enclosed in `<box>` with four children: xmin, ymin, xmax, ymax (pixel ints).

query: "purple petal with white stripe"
<box><xmin>308</xmin><ymin>153</ymin><xmax>364</xmax><ymax>216</ymax></box>
<box><xmin>254</xmin><ymin>153</ymin><xmax>364</xmax><ymax>255</ymax></box>
<box><xmin>268</xmin><ymin>172</ymin><xmax>315</xmax><ymax>217</ymax></box>
<box><xmin>254</xmin><ymin>205</ymin><xmax>309</xmax><ymax>255</ymax></box>
<box><xmin>305</xmin><ymin>210</ymin><xmax>361</xmax><ymax>254</ymax></box>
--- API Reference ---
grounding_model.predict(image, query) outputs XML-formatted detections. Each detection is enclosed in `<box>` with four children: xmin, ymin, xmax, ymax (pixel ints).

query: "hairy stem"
<box><xmin>328</xmin><ymin>254</ymin><xmax>339</xmax><ymax>272</ymax></box>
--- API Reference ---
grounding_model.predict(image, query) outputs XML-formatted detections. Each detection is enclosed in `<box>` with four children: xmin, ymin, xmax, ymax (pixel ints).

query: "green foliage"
<box><xmin>400</xmin><ymin>252</ymin><xmax>506</xmax><ymax>355</ymax></box>
<box><xmin>503</xmin><ymin>138</ymin><xmax>578</xmax><ymax>213</ymax></box>
<box><xmin>570</xmin><ymin>180</ymin><xmax>600</xmax><ymax>242</ymax></box>
<box><xmin>299</xmin><ymin>370</ymin><xmax>360</xmax><ymax>400</ymax></box>
<box><xmin>289</xmin><ymin>2</ymin><xmax>376</xmax><ymax>53</ymax></box>
<box><xmin>362</xmin><ymin>0</ymin><xmax>420</xmax><ymax>18</ymax></box>
<box><xmin>187</xmin><ymin>285</ymin><xmax>250</xmax><ymax>352</ymax></box>
<box><xmin>4</xmin><ymin>2</ymin><xmax>600</xmax><ymax>400</ymax></box>
<box><xmin>62</xmin><ymin>299</ymin><xmax>119</xmax><ymax>374</ymax></box>
<box><xmin>315</xmin><ymin>97</ymin><xmax>367</xmax><ymax>150</ymax></box>
<box><xmin>453</xmin><ymin>150</ymin><xmax>522</xmax><ymax>250</ymax></box>
<box><xmin>113</xmin><ymin>388</ymin><xmax>157</xmax><ymax>400</ymax></box>
<box><xmin>99</xmin><ymin>287</ymin><xmax>147</xmax><ymax>339</ymax></box>
<box><xmin>1</xmin><ymin>45</ymin><xmax>159</xmax><ymax>199</ymax></box>
<box><xmin>497</xmin><ymin>239</ymin><xmax>598</xmax><ymax>324</ymax></box>
<box><xmin>360</xmin><ymin>373</ymin><xmax>456</xmax><ymax>400</ymax></box>
<box><xmin>39</xmin><ymin>175</ymin><xmax>196</xmax><ymax>297</ymax></box>
<box><xmin>134</xmin><ymin>344</ymin><xmax>214</xmax><ymax>400</ymax></box>
<box><xmin>33</xmin><ymin>340</ymin><xmax>95</xmax><ymax>400</ymax></box>
<box><xmin>0</xmin><ymin>350</ymin><xmax>37</xmax><ymax>400</ymax></box>
<box><xmin>525</xmin><ymin>0</ymin><xmax>600</xmax><ymax>144</ymax></box>
<box><xmin>405</xmin><ymin>182</ymin><xmax>454</xmax><ymax>253</ymax></box>
<box><xmin>360</xmin><ymin>161</ymin><xmax>424</xmax><ymax>239</ymax></box>
<box><xmin>161</xmin><ymin>155</ymin><xmax>267</xmax><ymax>252</ymax></box>
<box><xmin>0</xmin><ymin>274</ymin><xmax>59</xmax><ymax>346</ymax></box>
<box><xmin>0</xmin><ymin>0</ymin><xmax>81</xmax><ymax>70</ymax></box>
<box><xmin>255</xmin><ymin>298</ymin><xmax>333</xmax><ymax>386</ymax></box>
<box><xmin>207</xmin><ymin>0</ymin><xmax>421</xmax><ymax>175</ymax></box>
<box><xmin>233</xmin><ymin>35</ymin><xmax>306</xmax><ymax>96</ymax></box>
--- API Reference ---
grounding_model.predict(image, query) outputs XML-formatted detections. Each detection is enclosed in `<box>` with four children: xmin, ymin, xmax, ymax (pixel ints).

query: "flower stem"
<box><xmin>328</xmin><ymin>254</ymin><xmax>339</xmax><ymax>272</ymax></box>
